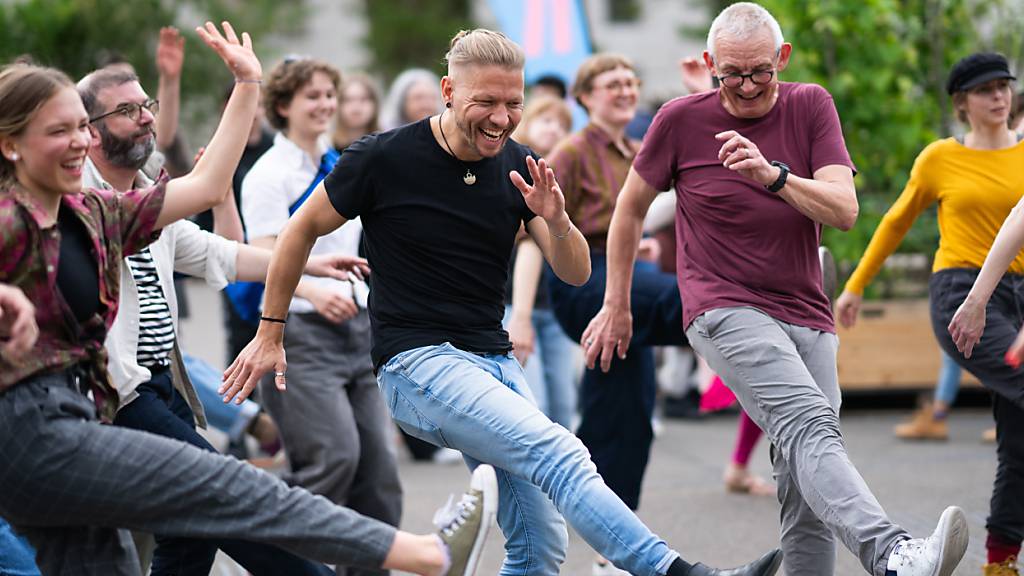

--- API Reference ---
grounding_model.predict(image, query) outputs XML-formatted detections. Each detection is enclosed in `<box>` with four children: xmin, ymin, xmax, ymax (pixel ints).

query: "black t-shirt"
<box><xmin>56</xmin><ymin>207</ymin><xmax>100</xmax><ymax>325</ymax></box>
<box><xmin>324</xmin><ymin>118</ymin><xmax>537</xmax><ymax>368</ymax></box>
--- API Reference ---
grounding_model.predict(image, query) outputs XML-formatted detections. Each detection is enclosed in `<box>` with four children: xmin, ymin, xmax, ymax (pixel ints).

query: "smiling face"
<box><xmin>705</xmin><ymin>29</ymin><xmax>791</xmax><ymax>119</ymax></box>
<box><xmin>279</xmin><ymin>70</ymin><xmax>338</xmax><ymax>140</ymax></box>
<box><xmin>579</xmin><ymin>66</ymin><xmax>639</xmax><ymax>129</ymax></box>
<box><xmin>90</xmin><ymin>81</ymin><xmax>156</xmax><ymax>170</ymax></box>
<box><xmin>961</xmin><ymin>78</ymin><xmax>1014</xmax><ymax>129</ymax></box>
<box><xmin>525</xmin><ymin>109</ymin><xmax>570</xmax><ymax>156</ymax></box>
<box><xmin>443</xmin><ymin>64</ymin><xmax>525</xmax><ymax>159</ymax></box>
<box><xmin>5</xmin><ymin>87</ymin><xmax>91</xmax><ymax>197</ymax></box>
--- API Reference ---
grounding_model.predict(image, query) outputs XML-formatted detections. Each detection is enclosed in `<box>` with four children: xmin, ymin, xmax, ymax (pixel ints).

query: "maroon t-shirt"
<box><xmin>633</xmin><ymin>82</ymin><xmax>855</xmax><ymax>333</ymax></box>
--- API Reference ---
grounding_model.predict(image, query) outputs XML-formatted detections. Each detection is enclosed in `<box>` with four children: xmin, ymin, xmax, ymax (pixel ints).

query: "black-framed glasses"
<box><xmin>717</xmin><ymin>69</ymin><xmax>775</xmax><ymax>89</ymax></box>
<box><xmin>89</xmin><ymin>99</ymin><xmax>160</xmax><ymax>124</ymax></box>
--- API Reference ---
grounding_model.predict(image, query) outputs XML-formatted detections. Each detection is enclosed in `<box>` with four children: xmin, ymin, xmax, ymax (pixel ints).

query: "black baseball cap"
<box><xmin>946</xmin><ymin>52</ymin><xmax>1016</xmax><ymax>94</ymax></box>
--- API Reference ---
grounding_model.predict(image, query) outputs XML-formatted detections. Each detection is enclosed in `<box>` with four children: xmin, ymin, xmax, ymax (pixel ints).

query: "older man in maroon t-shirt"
<box><xmin>583</xmin><ymin>3</ymin><xmax>969</xmax><ymax>576</ymax></box>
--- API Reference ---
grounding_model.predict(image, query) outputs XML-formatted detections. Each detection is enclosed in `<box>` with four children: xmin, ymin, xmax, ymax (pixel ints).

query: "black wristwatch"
<box><xmin>765</xmin><ymin>161</ymin><xmax>790</xmax><ymax>193</ymax></box>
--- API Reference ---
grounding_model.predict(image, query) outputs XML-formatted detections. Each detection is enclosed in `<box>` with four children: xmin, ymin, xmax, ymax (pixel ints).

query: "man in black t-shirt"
<box><xmin>224</xmin><ymin>28</ymin><xmax>781</xmax><ymax>576</ymax></box>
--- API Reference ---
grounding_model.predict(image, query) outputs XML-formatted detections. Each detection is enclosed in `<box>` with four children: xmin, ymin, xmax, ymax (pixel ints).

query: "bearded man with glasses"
<box><xmin>583</xmin><ymin>2</ymin><xmax>969</xmax><ymax>576</ymax></box>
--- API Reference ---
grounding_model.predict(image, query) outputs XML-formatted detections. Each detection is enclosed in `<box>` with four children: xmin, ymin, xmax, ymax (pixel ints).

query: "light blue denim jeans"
<box><xmin>377</xmin><ymin>342</ymin><xmax>678</xmax><ymax>576</ymax></box>
<box><xmin>934</xmin><ymin>348</ymin><xmax>963</xmax><ymax>408</ymax></box>
<box><xmin>502</xmin><ymin>306</ymin><xmax>578</xmax><ymax>429</ymax></box>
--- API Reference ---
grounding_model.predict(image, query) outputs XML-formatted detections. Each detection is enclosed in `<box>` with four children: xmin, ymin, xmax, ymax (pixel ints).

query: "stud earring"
<box><xmin>9</xmin><ymin>153</ymin><xmax>17</xmax><ymax>162</ymax></box>
<box><xmin>445</xmin><ymin>102</ymin><xmax>452</xmax><ymax>108</ymax></box>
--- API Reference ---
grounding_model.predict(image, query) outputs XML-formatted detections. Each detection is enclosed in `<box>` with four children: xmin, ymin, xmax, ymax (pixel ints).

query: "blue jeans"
<box><xmin>113</xmin><ymin>369</ymin><xmax>332</xmax><ymax>576</ymax></box>
<box><xmin>0</xmin><ymin>517</ymin><xmax>40</xmax><ymax>576</ymax></box>
<box><xmin>502</xmin><ymin>306</ymin><xmax>578</xmax><ymax>429</ymax></box>
<box><xmin>934</xmin><ymin>349</ymin><xmax>963</xmax><ymax>407</ymax></box>
<box><xmin>377</xmin><ymin>343</ymin><xmax>678</xmax><ymax>576</ymax></box>
<box><xmin>185</xmin><ymin>353</ymin><xmax>260</xmax><ymax>443</ymax></box>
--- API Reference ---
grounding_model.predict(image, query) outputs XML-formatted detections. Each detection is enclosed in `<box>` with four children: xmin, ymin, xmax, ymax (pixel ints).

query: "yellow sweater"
<box><xmin>845</xmin><ymin>137</ymin><xmax>1024</xmax><ymax>295</ymax></box>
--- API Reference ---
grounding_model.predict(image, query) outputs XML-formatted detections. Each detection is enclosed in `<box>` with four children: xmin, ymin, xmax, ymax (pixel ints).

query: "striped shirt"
<box><xmin>125</xmin><ymin>247</ymin><xmax>174</xmax><ymax>369</ymax></box>
<box><xmin>547</xmin><ymin>123</ymin><xmax>641</xmax><ymax>252</ymax></box>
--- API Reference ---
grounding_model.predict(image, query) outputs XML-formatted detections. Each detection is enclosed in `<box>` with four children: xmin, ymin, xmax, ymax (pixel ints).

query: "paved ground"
<box><xmin>179</xmin><ymin>279</ymin><xmax>997</xmax><ymax>576</ymax></box>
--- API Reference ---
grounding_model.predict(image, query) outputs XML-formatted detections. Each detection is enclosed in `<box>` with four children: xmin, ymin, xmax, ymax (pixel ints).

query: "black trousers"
<box><xmin>929</xmin><ymin>268</ymin><xmax>1024</xmax><ymax>545</ymax></box>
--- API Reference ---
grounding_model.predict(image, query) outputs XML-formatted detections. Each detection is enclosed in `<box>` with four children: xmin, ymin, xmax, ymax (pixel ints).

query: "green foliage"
<box><xmin>361</xmin><ymin>0</ymin><xmax>472</xmax><ymax>82</ymax></box>
<box><xmin>0</xmin><ymin>0</ymin><xmax>308</xmax><ymax>129</ymax></box>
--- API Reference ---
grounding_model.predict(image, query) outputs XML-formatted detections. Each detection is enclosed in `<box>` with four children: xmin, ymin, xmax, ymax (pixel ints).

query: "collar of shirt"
<box><xmin>272</xmin><ymin>132</ymin><xmax>330</xmax><ymax>172</ymax></box>
<box><xmin>82</xmin><ymin>157</ymin><xmax>154</xmax><ymax>192</ymax></box>
<box><xmin>582</xmin><ymin>122</ymin><xmax>641</xmax><ymax>161</ymax></box>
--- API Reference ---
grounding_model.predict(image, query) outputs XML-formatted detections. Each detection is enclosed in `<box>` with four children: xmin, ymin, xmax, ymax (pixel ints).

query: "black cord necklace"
<box><xmin>439</xmin><ymin>109</ymin><xmax>477</xmax><ymax>185</ymax></box>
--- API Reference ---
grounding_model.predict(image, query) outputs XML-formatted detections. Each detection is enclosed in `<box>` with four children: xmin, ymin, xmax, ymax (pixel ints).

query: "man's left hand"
<box><xmin>715</xmin><ymin>130</ymin><xmax>778</xmax><ymax>187</ymax></box>
<box><xmin>305</xmin><ymin>254</ymin><xmax>370</xmax><ymax>282</ymax></box>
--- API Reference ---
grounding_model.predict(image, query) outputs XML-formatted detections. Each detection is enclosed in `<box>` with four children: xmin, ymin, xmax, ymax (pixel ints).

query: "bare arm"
<box><xmin>507</xmin><ymin>237</ymin><xmax>544</xmax><ymax>364</ymax></box>
<box><xmin>580</xmin><ymin>168</ymin><xmax>661</xmax><ymax>371</ymax></box>
<box><xmin>715</xmin><ymin>130</ymin><xmax>858</xmax><ymax>231</ymax></box>
<box><xmin>155</xmin><ymin>22</ymin><xmax>261</xmax><ymax>229</ymax></box>
<box><xmin>211</xmin><ymin>189</ymin><xmax>244</xmax><ymax>242</ymax></box>
<box><xmin>155</xmin><ymin>27</ymin><xmax>184</xmax><ymax>151</ymax></box>
<box><xmin>220</xmin><ymin>183</ymin><xmax>348</xmax><ymax>401</ymax></box>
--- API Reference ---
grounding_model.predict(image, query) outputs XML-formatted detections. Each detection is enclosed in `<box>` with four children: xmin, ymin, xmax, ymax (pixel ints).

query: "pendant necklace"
<box><xmin>439</xmin><ymin>109</ymin><xmax>477</xmax><ymax>185</ymax></box>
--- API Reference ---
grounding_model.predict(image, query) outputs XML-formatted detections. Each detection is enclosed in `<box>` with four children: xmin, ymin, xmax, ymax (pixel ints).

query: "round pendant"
<box><xmin>463</xmin><ymin>170</ymin><xmax>476</xmax><ymax>185</ymax></box>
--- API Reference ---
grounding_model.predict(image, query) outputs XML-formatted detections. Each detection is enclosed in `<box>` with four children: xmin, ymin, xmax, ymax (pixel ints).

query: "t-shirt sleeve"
<box><xmin>808</xmin><ymin>86</ymin><xmax>856</xmax><ymax>175</ymax></box>
<box><xmin>632</xmin><ymin>102</ymin><xmax>678</xmax><ymax>191</ymax></box>
<box><xmin>324</xmin><ymin>134</ymin><xmax>377</xmax><ymax>220</ymax></box>
<box><xmin>109</xmin><ymin>174</ymin><xmax>168</xmax><ymax>256</ymax></box>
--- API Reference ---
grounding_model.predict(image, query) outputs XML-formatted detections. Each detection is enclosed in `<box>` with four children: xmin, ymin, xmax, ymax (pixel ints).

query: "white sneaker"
<box><xmin>592</xmin><ymin>560</ymin><xmax>631</xmax><ymax>575</ymax></box>
<box><xmin>886</xmin><ymin>506</ymin><xmax>969</xmax><ymax>576</ymax></box>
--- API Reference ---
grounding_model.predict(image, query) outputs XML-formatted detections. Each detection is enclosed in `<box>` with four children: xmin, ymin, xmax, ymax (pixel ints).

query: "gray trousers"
<box><xmin>686</xmin><ymin>306</ymin><xmax>909</xmax><ymax>576</ymax></box>
<box><xmin>0</xmin><ymin>372</ymin><xmax>396</xmax><ymax>576</ymax></box>
<box><xmin>260</xmin><ymin>310</ymin><xmax>402</xmax><ymax>576</ymax></box>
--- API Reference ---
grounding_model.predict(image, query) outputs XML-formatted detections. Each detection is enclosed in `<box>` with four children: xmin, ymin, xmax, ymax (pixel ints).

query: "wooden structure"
<box><xmin>837</xmin><ymin>299</ymin><xmax>981</xmax><ymax>391</ymax></box>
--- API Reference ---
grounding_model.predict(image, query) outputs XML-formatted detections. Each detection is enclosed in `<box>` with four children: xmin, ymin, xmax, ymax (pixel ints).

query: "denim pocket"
<box><xmin>388</xmin><ymin>384</ymin><xmax>449</xmax><ymax>448</ymax></box>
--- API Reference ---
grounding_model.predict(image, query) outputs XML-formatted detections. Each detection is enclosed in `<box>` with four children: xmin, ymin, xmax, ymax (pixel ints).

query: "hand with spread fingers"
<box><xmin>580</xmin><ymin>304</ymin><xmax>633</xmax><ymax>373</ymax></box>
<box><xmin>195</xmin><ymin>20</ymin><xmax>261</xmax><ymax>83</ymax></box>
<box><xmin>221</xmin><ymin>332</ymin><xmax>287</xmax><ymax>403</ymax></box>
<box><xmin>510</xmin><ymin>156</ymin><xmax>570</xmax><ymax>232</ymax></box>
<box><xmin>715</xmin><ymin>130</ymin><xmax>778</xmax><ymax>187</ymax></box>
<box><xmin>156</xmin><ymin>26</ymin><xmax>185</xmax><ymax>80</ymax></box>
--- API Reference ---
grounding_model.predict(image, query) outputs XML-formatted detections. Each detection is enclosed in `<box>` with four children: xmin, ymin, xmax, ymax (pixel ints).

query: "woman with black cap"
<box><xmin>837</xmin><ymin>52</ymin><xmax>1022</xmax><ymax>575</ymax></box>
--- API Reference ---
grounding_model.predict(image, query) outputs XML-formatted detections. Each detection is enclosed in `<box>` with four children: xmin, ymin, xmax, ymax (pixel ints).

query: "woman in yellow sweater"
<box><xmin>836</xmin><ymin>53</ymin><xmax>1022</xmax><ymax>576</ymax></box>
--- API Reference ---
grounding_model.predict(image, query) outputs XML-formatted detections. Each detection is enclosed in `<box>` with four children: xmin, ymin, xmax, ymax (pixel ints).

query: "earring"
<box><xmin>8</xmin><ymin>153</ymin><xmax>17</xmax><ymax>162</ymax></box>
<box><xmin>445</xmin><ymin>102</ymin><xmax>452</xmax><ymax>108</ymax></box>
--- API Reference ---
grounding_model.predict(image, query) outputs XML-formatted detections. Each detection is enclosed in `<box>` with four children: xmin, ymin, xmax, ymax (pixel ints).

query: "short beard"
<box><xmin>454</xmin><ymin>112</ymin><xmax>508</xmax><ymax>158</ymax></box>
<box><xmin>96</xmin><ymin>122</ymin><xmax>155</xmax><ymax>171</ymax></box>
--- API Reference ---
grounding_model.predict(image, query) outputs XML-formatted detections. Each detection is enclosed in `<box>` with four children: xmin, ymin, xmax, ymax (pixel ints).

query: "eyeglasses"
<box><xmin>593</xmin><ymin>78</ymin><xmax>642</xmax><ymax>93</ymax></box>
<box><xmin>89</xmin><ymin>99</ymin><xmax>160</xmax><ymax>123</ymax></box>
<box><xmin>717</xmin><ymin>69</ymin><xmax>775</xmax><ymax>89</ymax></box>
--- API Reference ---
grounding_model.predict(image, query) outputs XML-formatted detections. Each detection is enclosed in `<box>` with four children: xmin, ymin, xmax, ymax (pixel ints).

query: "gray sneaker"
<box><xmin>434</xmin><ymin>464</ymin><xmax>498</xmax><ymax>575</ymax></box>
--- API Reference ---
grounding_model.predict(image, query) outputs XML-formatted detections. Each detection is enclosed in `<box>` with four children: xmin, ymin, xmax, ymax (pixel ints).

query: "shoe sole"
<box><xmin>461</xmin><ymin>464</ymin><xmax>499</xmax><ymax>576</ymax></box>
<box><xmin>933</xmin><ymin>506</ymin><xmax>969</xmax><ymax>576</ymax></box>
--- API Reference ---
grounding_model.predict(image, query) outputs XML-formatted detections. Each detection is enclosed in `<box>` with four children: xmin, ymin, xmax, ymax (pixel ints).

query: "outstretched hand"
<box><xmin>195</xmin><ymin>21</ymin><xmax>261</xmax><ymax>82</ymax></box>
<box><xmin>510</xmin><ymin>156</ymin><xmax>567</xmax><ymax>224</ymax></box>
<box><xmin>221</xmin><ymin>333</ymin><xmax>286</xmax><ymax>404</ymax></box>
<box><xmin>156</xmin><ymin>26</ymin><xmax>185</xmax><ymax>80</ymax></box>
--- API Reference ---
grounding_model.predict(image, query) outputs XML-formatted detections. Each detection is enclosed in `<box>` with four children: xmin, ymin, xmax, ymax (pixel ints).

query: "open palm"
<box><xmin>196</xmin><ymin>21</ymin><xmax>262</xmax><ymax>82</ymax></box>
<box><xmin>510</xmin><ymin>156</ymin><xmax>565</xmax><ymax>222</ymax></box>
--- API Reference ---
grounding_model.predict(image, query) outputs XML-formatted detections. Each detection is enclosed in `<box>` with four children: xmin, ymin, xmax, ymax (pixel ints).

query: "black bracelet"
<box><xmin>260</xmin><ymin>315</ymin><xmax>287</xmax><ymax>324</ymax></box>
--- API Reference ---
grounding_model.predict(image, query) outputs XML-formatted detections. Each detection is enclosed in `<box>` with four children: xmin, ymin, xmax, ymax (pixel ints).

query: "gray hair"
<box><xmin>445</xmin><ymin>29</ymin><xmax>525</xmax><ymax>72</ymax></box>
<box><xmin>77</xmin><ymin>68</ymin><xmax>140</xmax><ymax>118</ymax></box>
<box><xmin>380</xmin><ymin>68</ymin><xmax>441</xmax><ymax>131</ymax></box>
<box><xmin>707</xmin><ymin>2</ymin><xmax>784</xmax><ymax>61</ymax></box>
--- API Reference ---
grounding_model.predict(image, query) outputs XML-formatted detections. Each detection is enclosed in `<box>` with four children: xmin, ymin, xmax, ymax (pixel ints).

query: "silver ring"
<box><xmin>585</xmin><ymin>339</ymin><xmax>594</xmax><ymax>346</ymax></box>
<box><xmin>275</xmin><ymin>371</ymin><xmax>286</xmax><ymax>377</ymax></box>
